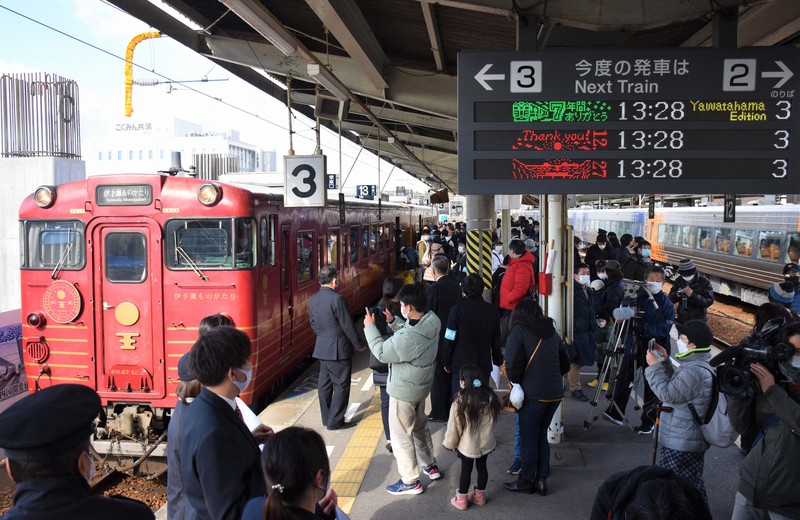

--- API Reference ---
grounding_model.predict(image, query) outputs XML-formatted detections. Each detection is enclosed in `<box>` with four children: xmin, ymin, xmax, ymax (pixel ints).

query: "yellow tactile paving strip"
<box><xmin>330</xmin><ymin>390</ymin><xmax>383</xmax><ymax>515</ymax></box>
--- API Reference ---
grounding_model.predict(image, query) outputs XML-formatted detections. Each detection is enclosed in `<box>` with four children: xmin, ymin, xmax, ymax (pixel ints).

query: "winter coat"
<box><xmin>585</xmin><ymin>244</ymin><xmax>614</xmax><ymax>280</ymax></box>
<box><xmin>625</xmin><ymin>290</ymin><xmax>674</xmax><ymax>355</ymax></box>
<box><xmin>499</xmin><ymin>251</ymin><xmax>536</xmax><ymax>311</ymax></box>
<box><xmin>668</xmin><ymin>274</ymin><xmax>715</xmax><ymax>323</ymax></box>
<box><xmin>623</xmin><ymin>254</ymin><xmax>648</xmax><ymax>281</ymax></box>
<box><xmin>442</xmin><ymin>295</ymin><xmax>503</xmax><ymax>377</ymax></box>
<box><xmin>365</xmin><ymin>311</ymin><xmax>441</xmax><ymax>404</ymax></box>
<box><xmin>505</xmin><ymin>318</ymin><xmax>568</xmax><ymax>401</ymax></box>
<box><xmin>614</xmin><ymin>246</ymin><xmax>632</xmax><ymax>267</ymax></box>
<box><xmin>598</xmin><ymin>278</ymin><xmax>625</xmax><ymax>317</ymax></box>
<box><xmin>442</xmin><ymin>397</ymin><xmax>496</xmax><ymax>458</ymax></box>
<box><xmin>728</xmin><ymin>381</ymin><xmax>800</xmax><ymax>519</ymax></box>
<box><xmin>644</xmin><ymin>348</ymin><xmax>714</xmax><ymax>452</ymax></box>
<box><xmin>573</xmin><ymin>283</ymin><xmax>597</xmax><ymax>367</ymax></box>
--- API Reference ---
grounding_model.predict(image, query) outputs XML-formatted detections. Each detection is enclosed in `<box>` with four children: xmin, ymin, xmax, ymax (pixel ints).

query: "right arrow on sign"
<box><xmin>474</xmin><ymin>64</ymin><xmax>505</xmax><ymax>91</ymax></box>
<box><xmin>762</xmin><ymin>61</ymin><xmax>793</xmax><ymax>89</ymax></box>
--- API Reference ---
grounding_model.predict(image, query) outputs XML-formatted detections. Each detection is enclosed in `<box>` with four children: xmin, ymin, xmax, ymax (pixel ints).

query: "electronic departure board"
<box><xmin>457</xmin><ymin>49</ymin><xmax>799</xmax><ymax>195</ymax></box>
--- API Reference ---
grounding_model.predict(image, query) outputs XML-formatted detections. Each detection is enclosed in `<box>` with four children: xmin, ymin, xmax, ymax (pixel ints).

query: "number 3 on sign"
<box><xmin>510</xmin><ymin>61</ymin><xmax>542</xmax><ymax>93</ymax></box>
<box><xmin>284</xmin><ymin>155</ymin><xmax>327</xmax><ymax>207</ymax></box>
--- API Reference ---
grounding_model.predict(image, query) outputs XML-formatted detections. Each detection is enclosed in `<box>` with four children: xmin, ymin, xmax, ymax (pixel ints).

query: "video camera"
<box><xmin>717</xmin><ymin>317</ymin><xmax>794</xmax><ymax>397</ymax></box>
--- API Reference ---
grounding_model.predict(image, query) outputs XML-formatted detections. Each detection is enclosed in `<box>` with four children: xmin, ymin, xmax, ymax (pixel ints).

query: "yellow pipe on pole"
<box><xmin>124</xmin><ymin>31</ymin><xmax>161</xmax><ymax>117</ymax></box>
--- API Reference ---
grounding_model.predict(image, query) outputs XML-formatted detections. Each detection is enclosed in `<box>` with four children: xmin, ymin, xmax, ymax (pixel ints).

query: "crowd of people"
<box><xmin>1</xmin><ymin>224</ymin><xmax>799</xmax><ymax>520</ymax></box>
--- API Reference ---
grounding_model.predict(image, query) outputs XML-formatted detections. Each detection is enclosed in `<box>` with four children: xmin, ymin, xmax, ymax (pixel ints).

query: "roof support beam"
<box><xmin>420</xmin><ymin>1</ymin><xmax>445</xmax><ymax>72</ymax></box>
<box><xmin>340</xmin><ymin>121</ymin><xmax>456</xmax><ymax>152</ymax></box>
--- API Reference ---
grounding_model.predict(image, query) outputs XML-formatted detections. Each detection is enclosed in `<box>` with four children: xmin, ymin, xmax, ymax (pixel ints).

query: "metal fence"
<box><xmin>193</xmin><ymin>153</ymin><xmax>239</xmax><ymax>180</ymax></box>
<box><xmin>0</xmin><ymin>72</ymin><xmax>81</xmax><ymax>159</ymax></box>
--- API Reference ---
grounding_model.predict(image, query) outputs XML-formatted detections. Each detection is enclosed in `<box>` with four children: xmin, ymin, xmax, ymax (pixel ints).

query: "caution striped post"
<box><xmin>466</xmin><ymin>229</ymin><xmax>493</xmax><ymax>292</ymax></box>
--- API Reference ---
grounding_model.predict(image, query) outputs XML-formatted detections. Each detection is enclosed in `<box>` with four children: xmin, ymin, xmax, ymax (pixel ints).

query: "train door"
<box><xmin>281</xmin><ymin>224</ymin><xmax>293</xmax><ymax>351</ymax></box>
<box><xmin>92</xmin><ymin>222</ymin><xmax>164</xmax><ymax>399</ymax></box>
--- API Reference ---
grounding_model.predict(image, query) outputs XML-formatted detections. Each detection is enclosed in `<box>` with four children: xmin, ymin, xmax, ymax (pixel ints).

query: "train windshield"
<box><xmin>21</xmin><ymin>220</ymin><xmax>85</xmax><ymax>270</ymax></box>
<box><xmin>165</xmin><ymin>218</ymin><xmax>256</xmax><ymax>270</ymax></box>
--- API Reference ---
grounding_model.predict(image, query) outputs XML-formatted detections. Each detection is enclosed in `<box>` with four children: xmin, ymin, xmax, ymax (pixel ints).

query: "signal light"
<box><xmin>34</xmin><ymin>186</ymin><xmax>56</xmax><ymax>208</ymax></box>
<box><xmin>27</xmin><ymin>312</ymin><xmax>46</xmax><ymax>328</ymax></box>
<box><xmin>198</xmin><ymin>183</ymin><xmax>221</xmax><ymax>206</ymax></box>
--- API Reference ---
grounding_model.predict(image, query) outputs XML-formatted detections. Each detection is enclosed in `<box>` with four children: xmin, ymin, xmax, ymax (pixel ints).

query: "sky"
<box><xmin>0</xmin><ymin>0</ymin><xmax>429</xmax><ymax>194</ymax></box>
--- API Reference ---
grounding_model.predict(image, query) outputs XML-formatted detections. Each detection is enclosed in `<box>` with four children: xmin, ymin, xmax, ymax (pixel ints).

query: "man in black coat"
<box><xmin>668</xmin><ymin>258</ymin><xmax>714</xmax><ymax>324</ymax></box>
<box><xmin>181</xmin><ymin>327</ymin><xmax>273</xmax><ymax>520</ymax></box>
<box><xmin>426</xmin><ymin>254</ymin><xmax>461</xmax><ymax>421</ymax></box>
<box><xmin>570</xmin><ymin>263</ymin><xmax>596</xmax><ymax>401</ymax></box>
<box><xmin>585</xmin><ymin>231</ymin><xmax>614</xmax><ymax>280</ymax></box>
<box><xmin>0</xmin><ymin>385</ymin><xmax>154</xmax><ymax>520</ymax></box>
<box><xmin>308</xmin><ymin>265</ymin><xmax>362</xmax><ymax>430</ymax></box>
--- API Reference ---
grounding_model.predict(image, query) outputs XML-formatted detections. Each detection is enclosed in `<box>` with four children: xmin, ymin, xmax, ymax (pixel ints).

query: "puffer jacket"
<box><xmin>728</xmin><ymin>381</ymin><xmax>800</xmax><ymax>519</ymax></box>
<box><xmin>505</xmin><ymin>318</ymin><xmax>567</xmax><ymax>401</ymax></box>
<box><xmin>644</xmin><ymin>348</ymin><xmax>714</xmax><ymax>452</ymax></box>
<box><xmin>364</xmin><ymin>311</ymin><xmax>441</xmax><ymax>403</ymax></box>
<box><xmin>442</xmin><ymin>397</ymin><xmax>496</xmax><ymax>458</ymax></box>
<box><xmin>668</xmin><ymin>274</ymin><xmax>715</xmax><ymax>323</ymax></box>
<box><xmin>499</xmin><ymin>250</ymin><xmax>536</xmax><ymax>311</ymax></box>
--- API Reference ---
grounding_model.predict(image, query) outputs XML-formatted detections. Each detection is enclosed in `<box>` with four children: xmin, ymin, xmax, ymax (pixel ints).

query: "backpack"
<box><xmin>685</xmin><ymin>362</ymin><xmax>738</xmax><ymax>448</ymax></box>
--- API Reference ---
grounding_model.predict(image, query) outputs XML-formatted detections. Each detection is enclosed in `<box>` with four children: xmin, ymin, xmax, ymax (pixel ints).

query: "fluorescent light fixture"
<box><xmin>220</xmin><ymin>0</ymin><xmax>297</xmax><ymax>56</ymax></box>
<box><xmin>307</xmin><ymin>63</ymin><xmax>350</xmax><ymax>102</ymax></box>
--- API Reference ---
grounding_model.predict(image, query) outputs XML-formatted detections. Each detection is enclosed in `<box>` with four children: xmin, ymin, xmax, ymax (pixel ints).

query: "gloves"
<box><xmin>510</xmin><ymin>383</ymin><xmax>525</xmax><ymax>409</ymax></box>
<box><xmin>590</xmin><ymin>279</ymin><xmax>605</xmax><ymax>291</ymax></box>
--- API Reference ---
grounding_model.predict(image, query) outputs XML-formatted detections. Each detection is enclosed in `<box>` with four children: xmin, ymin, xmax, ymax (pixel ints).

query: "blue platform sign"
<box><xmin>327</xmin><ymin>174</ymin><xmax>337</xmax><ymax>190</ymax></box>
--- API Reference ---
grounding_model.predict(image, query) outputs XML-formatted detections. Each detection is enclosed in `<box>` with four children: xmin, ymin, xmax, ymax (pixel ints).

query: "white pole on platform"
<box><xmin>547</xmin><ymin>194</ymin><xmax>567</xmax><ymax>444</ymax></box>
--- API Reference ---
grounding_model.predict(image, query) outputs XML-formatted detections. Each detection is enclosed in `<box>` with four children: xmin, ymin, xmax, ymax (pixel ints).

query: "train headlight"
<box><xmin>198</xmin><ymin>184</ymin><xmax>221</xmax><ymax>206</ymax></box>
<box><xmin>34</xmin><ymin>186</ymin><xmax>56</xmax><ymax>208</ymax></box>
<box><xmin>27</xmin><ymin>312</ymin><xmax>46</xmax><ymax>328</ymax></box>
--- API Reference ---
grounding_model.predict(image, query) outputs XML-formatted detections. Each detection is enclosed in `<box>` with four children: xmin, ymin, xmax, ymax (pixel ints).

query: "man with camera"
<box><xmin>727</xmin><ymin>322</ymin><xmax>800</xmax><ymax>520</ymax></box>
<box><xmin>668</xmin><ymin>259</ymin><xmax>714</xmax><ymax>324</ymax></box>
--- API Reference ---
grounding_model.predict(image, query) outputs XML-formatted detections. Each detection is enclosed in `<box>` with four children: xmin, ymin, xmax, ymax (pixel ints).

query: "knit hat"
<box><xmin>769</xmin><ymin>282</ymin><xmax>795</xmax><ymax>304</ymax></box>
<box><xmin>677</xmin><ymin>258</ymin><xmax>697</xmax><ymax>275</ymax></box>
<box><xmin>784</xmin><ymin>262</ymin><xmax>800</xmax><ymax>275</ymax></box>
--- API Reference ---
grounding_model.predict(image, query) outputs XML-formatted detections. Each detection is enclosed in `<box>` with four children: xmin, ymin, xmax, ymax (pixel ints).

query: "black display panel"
<box><xmin>457</xmin><ymin>49</ymin><xmax>799</xmax><ymax>194</ymax></box>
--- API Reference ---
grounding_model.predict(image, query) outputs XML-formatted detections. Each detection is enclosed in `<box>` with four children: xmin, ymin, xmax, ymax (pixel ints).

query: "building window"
<box><xmin>160</xmin><ymin>150</ymin><xmax>165</xmax><ymax>160</ymax></box>
<box><xmin>117</xmin><ymin>151</ymin><xmax>122</xmax><ymax>160</ymax></box>
<box><xmin>128</xmin><ymin>150</ymin><xmax>133</xmax><ymax>160</ymax></box>
<box><xmin>107</xmin><ymin>151</ymin><xmax>111</xmax><ymax>160</ymax></box>
<box><xmin>138</xmin><ymin>150</ymin><xmax>143</xmax><ymax>160</ymax></box>
<box><xmin>98</xmin><ymin>152</ymin><xmax>103</xmax><ymax>160</ymax></box>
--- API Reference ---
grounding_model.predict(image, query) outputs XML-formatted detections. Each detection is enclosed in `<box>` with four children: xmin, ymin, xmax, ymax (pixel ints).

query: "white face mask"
<box><xmin>422</xmin><ymin>235</ymin><xmax>430</xmax><ymax>241</ymax></box>
<box><xmin>676</xmin><ymin>339</ymin><xmax>688</xmax><ymax>354</ymax></box>
<box><xmin>598</xmin><ymin>273</ymin><xmax>608</xmax><ymax>280</ymax></box>
<box><xmin>494</xmin><ymin>245</ymin><xmax>503</xmax><ymax>252</ymax></box>
<box><xmin>598</xmin><ymin>244</ymin><xmax>606</xmax><ymax>250</ymax></box>
<box><xmin>597</xmin><ymin>320</ymin><xmax>607</xmax><ymax>328</ymax></box>
<box><xmin>401</xmin><ymin>305</ymin><xmax>410</xmax><ymax>320</ymax></box>
<box><xmin>458</xmin><ymin>246</ymin><xmax>466</xmax><ymax>254</ymax></box>
<box><xmin>682</xmin><ymin>274</ymin><xmax>695</xmax><ymax>283</ymax></box>
<box><xmin>578</xmin><ymin>274</ymin><xmax>590</xmax><ymax>286</ymax></box>
<box><xmin>232</xmin><ymin>364</ymin><xmax>253</xmax><ymax>394</ymax></box>
<box><xmin>792</xmin><ymin>356</ymin><xmax>800</xmax><ymax>368</ymax></box>
<box><xmin>646</xmin><ymin>281</ymin><xmax>663</xmax><ymax>294</ymax></box>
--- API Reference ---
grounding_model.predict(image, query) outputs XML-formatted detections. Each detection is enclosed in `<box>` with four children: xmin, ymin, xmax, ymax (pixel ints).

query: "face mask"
<box><xmin>598</xmin><ymin>244</ymin><xmax>606</xmax><ymax>250</ymax></box>
<box><xmin>785</xmin><ymin>275</ymin><xmax>800</xmax><ymax>288</ymax></box>
<box><xmin>682</xmin><ymin>274</ymin><xmax>695</xmax><ymax>283</ymax></box>
<box><xmin>422</xmin><ymin>235</ymin><xmax>430</xmax><ymax>241</ymax></box>
<box><xmin>676</xmin><ymin>339</ymin><xmax>688</xmax><ymax>354</ymax></box>
<box><xmin>578</xmin><ymin>274</ymin><xmax>590</xmax><ymax>286</ymax></box>
<box><xmin>401</xmin><ymin>305</ymin><xmax>410</xmax><ymax>320</ymax></box>
<box><xmin>458</xmin><ymin>246</ymin><xmax>465</xmax><ymax>254</ymax></box>
<box><xmin>641</xmin><ymin>248</ymin><xmax>651</xmax><ymax>257</ymax></box>
<box><xmin>597</xmin><ymin>320</ymin><xmax>607</xmax><ymax>328</ymax></box>
<box><xmin>792</xmin><ymin>356</ymin><xmax>800</xmax><ymax>369</ymax></box>
<box><xmin>598</xmin><ymin>273</ymin><xmax>608</xmax><ymax>280</ymax></box>
<box><xmin>646</xmin><ymin>281</ymin><xmax>663</xmax><ymax>294</ymax></box>
<box><xmin>232</xmin><ymin>364</ymin><xmax>253</xmax><ymax>393</ymax></box>
<box><xmin>494</xmin><ymin>245</ymin><xmax>503</xmax><ymax>252</ymax></box>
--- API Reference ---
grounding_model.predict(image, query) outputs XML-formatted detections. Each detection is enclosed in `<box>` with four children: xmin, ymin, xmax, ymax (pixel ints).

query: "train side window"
<box><xmin>714</xmin><ymin>228</ymin><xmax>732</xmax><ymax>253</ymax></box>
<box><xmin>260</xmin><ymin>217</ymin><xmax>268</xmax><ymax>266</ymax></box>
<box><xmin>350</xmin><ymin>226</ymin><xmax>359</xmax><ymax>263</ymax></box>
<box><xmin>697</xmin><ymin>227</ymin><xmax>712</xmax><ymax>250</ymax></box>
<box><xmin>680</xmin><ymin>226</ymin><xmax>696</xmax><ymax>248</ymax></box>
<box><xmin>297</xmin><ymin>231</ymin><xmax>315</xmax><ymax>284</ymax></box>
<box><xmin>105</xmin><ymin>232</ymin><xmax>146</xmax><ymax>283</ymax></box>
<box><xmin>268</xmin><ymin>215</ymin><xmax>277</xmax><ymax>267</ymax></box>
<box><xmin>362</xmin><ymin>227</ymin><xmax>370</xmax><ymax>258</ymax></box>
<box><xmin>758</xmin><ymin>230</ymin><xmax>783</xmax><ymax>260</ymax></box>
<box><xmin>23</xmin><ymin>220</ymin><xmax>86</xmax><ymax>270</ymax></box>
<box><xmin>787</xmin><ymin>232</ymin><xmax>800</xmax><ymax>263</ymax></box>
<box><xmin>371</xmin><ymin>224</ymin><xmax>378</xmax><ymax>254</ymax></box>
<box><xmin>734</xmin><ymin>229</ymin><xmax>754</xmax><ymax>257</ymax></box>
<box><xmin>657</xmin><ymin>224</ymin><xmax>667</xmax><ymax>244</ymax></box>
<box><xmin>234</xmin><ymin>218</ymin><xmax>256</xmax><ymax>268</ymax></box>
<box><xmin>327</xmin><ymin>229</ymin><xmax>339</xmax><ymax>268</ymax></box>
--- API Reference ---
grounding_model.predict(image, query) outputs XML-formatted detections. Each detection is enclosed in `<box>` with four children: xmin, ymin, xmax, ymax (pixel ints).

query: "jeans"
<box><xmin>379</xmin><ymin>385</ymin><xmax>390</xmax><ymax>441</ymax></box>
<box><xmin>513</xmin><ymin>414</ymin><xmax>522</xmax><ymax>461</ymax></box>
<box><xmin>518</xmin><ymin>399</ymin><xmax>560</xmax><ymax>481</ymax></box>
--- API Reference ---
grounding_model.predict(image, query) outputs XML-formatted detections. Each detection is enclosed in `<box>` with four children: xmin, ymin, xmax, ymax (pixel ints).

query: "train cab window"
<box><xmin>734</xmin><ymin>229</ymin><xmax>755</xmax><ymax>257</ymax></box>
<box><xmin>22</xmin><ymin>220</ymin><xmax>86</xmax><ymax>270</ymax></box>
<box><xmin>327</xmin><ymin>229</ymin><xmax>339</xmax><ymax>267</ymax></box>
<box><xmin>697</xmin><ymin>227</ymin><xmax>712</xmax><ymax>250</ymax></box>
<box><xmin>680</xmin><ymin>226</ymin><xmax>696</xmax><ymax>248</ymax></box>
<box><xmin>714</xmin><ymin>228</ymin><xmax>732</xmax><ymax>253</ymax></box>
<box><xmin>105</xmin><ymin>232</ymin><xmax>146</xmax><ymax>283</ymax></box>
<box><xmin>787</xmin><ymin>232</ymin><xmax>800</xmax><ymax>263</ymax></box>
<box><xmin>349</xmin><ymin>226</ymin><xmax>359</xmax><ymax>263</ymax></box>
<box><xmin>297</xmin><ymin>232</ymin><xmax>315</xmax><ymax>284</ymax></box>
<box><xmin>362</xmin><ymin>227</ymin><xmax>370</xmax><ymax>258</ymax></box>
<box><xmin>166</xmin><ymin>218</ymin><xmax>254</xmax><ymax>270</ymax></box>
<box><xmin>758</xmin><ymin>230</ymin><xmax>783</xmax><ymax>260</ymax></box>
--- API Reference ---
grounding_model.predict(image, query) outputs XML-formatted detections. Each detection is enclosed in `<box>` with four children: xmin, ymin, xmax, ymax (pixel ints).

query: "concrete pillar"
<box><xmin>465</xmin><ymin>194</ymin><xmax>494</xmax><ymax>300</ymax></box>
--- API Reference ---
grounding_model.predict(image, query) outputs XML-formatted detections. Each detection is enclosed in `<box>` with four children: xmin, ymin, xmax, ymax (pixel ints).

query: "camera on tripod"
<box><xmin>717</xmin><ymin>317</ymin><xmax>794</xmax><ymax>397</ymax></box>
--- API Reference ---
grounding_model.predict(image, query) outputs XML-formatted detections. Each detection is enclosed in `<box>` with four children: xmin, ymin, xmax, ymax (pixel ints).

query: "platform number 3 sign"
<box><xmin>285</xmin><ymin>155</ymin><xmax>327</xmax><ymax>207</ymax></box>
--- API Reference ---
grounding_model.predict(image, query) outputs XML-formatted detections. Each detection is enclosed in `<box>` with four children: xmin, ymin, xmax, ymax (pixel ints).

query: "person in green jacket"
<box><xmin>364</xmin><ymin>282</ymin><xmax>442</xmax><ymax>497</ymax></box>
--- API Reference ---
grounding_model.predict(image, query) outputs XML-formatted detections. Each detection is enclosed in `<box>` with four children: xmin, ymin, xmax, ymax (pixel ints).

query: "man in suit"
<box><xmin>181</xmin><ymin>326</ymin><xmax>273</xmax><ymax>520</ymax></box>
<box><xmin>425</xmin><ymin>254</ymin><xmax>461</xmax><ymax>421</ymax></box>
<box><xmin>308</xmin><ymin>265</ymin><xmax>362</xmax><ymax>430</ymax></box>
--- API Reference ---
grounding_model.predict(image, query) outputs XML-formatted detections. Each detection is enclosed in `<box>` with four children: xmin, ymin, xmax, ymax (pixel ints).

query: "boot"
<box><xmin>535</xmin><ymin>476</ymin><xmax>548</xmax><ymax>496</ymax></box>
<box><xmin>468</xmin><ymin>487</ymin><xmax>486</xmax><ymax>506</ymax></box>
<box><xmin>503</xmin><ymin>477</ymin><xmax>535</xmax><ymax>493</ymax></box>
<box><xmin>450</xmin><ymin>492</ymin><xmax>469</xmax><ymax>510</ymax></box>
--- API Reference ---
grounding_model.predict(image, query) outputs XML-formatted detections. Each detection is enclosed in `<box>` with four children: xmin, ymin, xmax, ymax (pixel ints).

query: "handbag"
<box><xmin>563</xmin><ymin>338</ymin><xmax>578</xmax><ymax>363</ymax></box>
<box><xmin>500</xmin><ymin>338</ymin><xmax>543</xmax><ymax>412</ymax></box>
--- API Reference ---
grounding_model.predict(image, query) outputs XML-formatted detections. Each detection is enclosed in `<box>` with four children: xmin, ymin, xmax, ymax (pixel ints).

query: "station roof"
<box><xmin>109</xmin><ymin>0</ymin><xmax>800</xmax><ymax>198</ymax></box>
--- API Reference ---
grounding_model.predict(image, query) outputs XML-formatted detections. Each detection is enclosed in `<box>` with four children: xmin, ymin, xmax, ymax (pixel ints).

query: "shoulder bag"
<box><xmin>500</xmin><ymin>338</ymin><xmax>543</xmax><ymax>412</ymax></box>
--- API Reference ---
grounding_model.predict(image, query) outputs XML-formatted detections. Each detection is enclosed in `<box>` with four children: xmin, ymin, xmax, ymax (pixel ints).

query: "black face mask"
<box><xmin>786</xmin><ymin>275</ymin><xmax>800</xmax><ymax>289</ymax></box>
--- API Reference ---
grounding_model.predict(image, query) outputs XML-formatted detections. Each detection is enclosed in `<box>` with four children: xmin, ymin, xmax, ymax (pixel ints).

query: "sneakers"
<box><xmin>386</xmin><ymin>479</ymin><xmax>423</xmax><ymax>495</ymax></box>
<box><xmin>603</xmin><ymin>410</ymin><xmax>624</xmax><ymax>426</ymax></box>
<box><xmin>601</xmin><ymin>382</ymin><xmax>609</xmax><ymax>391</ymax></box>
<box><xmin>634</xmin><ymin>424</ymin><xmax>654</xmax><ymax>435</ymax></box>
<box><xmin>423</xmin><ymin>465</ymin><xmax>442</xmax><ymax>480</ymax></box>
<box><xmin>571</xmin><ymin>389</ymin><xmax>589</xmax><ymax>401</ymax></box>
<box><xmin>587</xmin><ymin>378</ymin><xmax>599</xmax><ymax>388</ymax></box>
<box><xmin>506</xmin><ymin>459</ymin><xmax>522</xmax><ymax>475</ymax></box>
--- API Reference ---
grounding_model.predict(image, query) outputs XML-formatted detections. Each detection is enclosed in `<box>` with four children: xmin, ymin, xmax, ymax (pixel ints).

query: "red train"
<box><xmin>18</xmin><ymin>173</ymin><xmax>432</xmax><ymax>446</ymax></box>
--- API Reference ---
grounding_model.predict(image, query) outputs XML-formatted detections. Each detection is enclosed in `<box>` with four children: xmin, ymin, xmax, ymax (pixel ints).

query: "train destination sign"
<box><xmin>457</xmin><ymin>49</ymin><xmax>799</xmax><ymax>195</ymax></box>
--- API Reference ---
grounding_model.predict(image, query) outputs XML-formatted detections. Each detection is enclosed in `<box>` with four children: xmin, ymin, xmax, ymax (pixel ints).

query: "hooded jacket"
<box><xmin>645</xmin><ymin>348</ymin><xmax>714</xmax><ymax>452</ymax></box>
<box><xmin>364</xmin><ymin>311</ymin><xmax>441</xmax><ymax>403</ymax></box>
<box><xmin>505</xmin><ymin>317</ymin><xmax>567</xmax><ymax>401</ymax></box>
<box><xmin>499</xmin><ymin>250</ymin><xmax>536</xmax><ymax>311</ymax></box>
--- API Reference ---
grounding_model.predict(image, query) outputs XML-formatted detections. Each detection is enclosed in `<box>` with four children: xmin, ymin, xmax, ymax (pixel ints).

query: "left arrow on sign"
<box><xmin>762</xmin><ymin>60</ymin><xmax>793</xmax><ymax>89</ymax></box>
<box><xmin>475</xmin><ymin>64</ymin><xmax>505</xmax><ymax>91</ymax></box>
